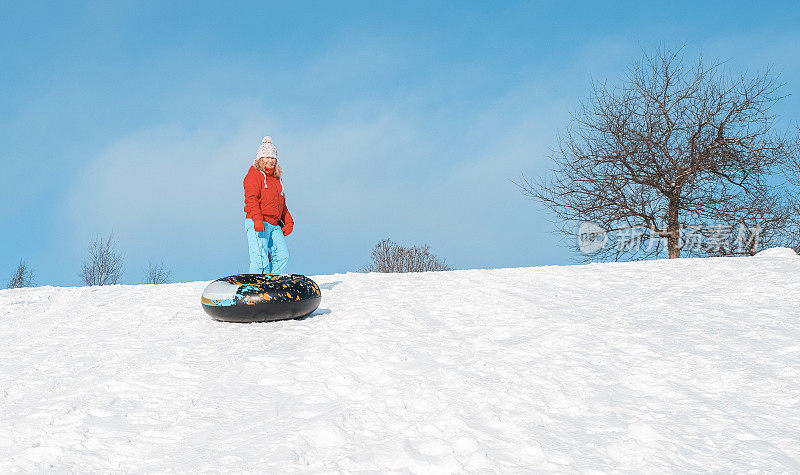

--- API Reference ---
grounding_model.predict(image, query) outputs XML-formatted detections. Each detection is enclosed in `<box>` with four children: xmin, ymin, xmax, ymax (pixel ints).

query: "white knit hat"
<box><xmin>256</xmin><ymin>136</ymin><xmax>277</xmax><ymax>159</ymax></box>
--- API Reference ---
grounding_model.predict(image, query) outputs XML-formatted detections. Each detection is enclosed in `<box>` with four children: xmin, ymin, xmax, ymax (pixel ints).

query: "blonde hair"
<box><xmin>254</xmin><ymin>157</ymin><xmax>283</xmax><ymax>179</ymax></box>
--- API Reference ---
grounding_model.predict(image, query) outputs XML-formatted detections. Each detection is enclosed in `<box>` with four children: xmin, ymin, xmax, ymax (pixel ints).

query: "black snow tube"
<box><xmin>201</xmin><ymin>274</ymin><xmax>321</xmax><ymax>323</ymax></box>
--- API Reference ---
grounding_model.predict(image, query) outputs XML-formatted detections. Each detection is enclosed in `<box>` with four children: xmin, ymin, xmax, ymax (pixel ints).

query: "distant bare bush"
<box><xmin>6</xmin><ymin>259</ymin><xmax>34</xmax><ymax>289</ymax></box>
<box><xmin>79</xmin><ymin>233</ymin><xmax>124</xmax><ymax>286</ymax></box>
<box><xmin>144</xmin><ymin>260</ymin><xmax>172</xmax><ymax>284</ymax></box>
<box><xmin>365</xmin><ymin>238</ymin><xmax>451</xmax><ymax>273</ymax></box>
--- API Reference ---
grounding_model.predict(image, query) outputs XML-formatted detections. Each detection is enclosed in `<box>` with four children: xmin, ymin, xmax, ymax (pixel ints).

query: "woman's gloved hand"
<box><xmin>253</xmin><ymin>220</ymin><xmax>265</xmax><ymax>233</ymax></box>
<box><xmin>282</xmin><ymin>224</ymin><xmax>293</xmax><ymax>236</ymax></box>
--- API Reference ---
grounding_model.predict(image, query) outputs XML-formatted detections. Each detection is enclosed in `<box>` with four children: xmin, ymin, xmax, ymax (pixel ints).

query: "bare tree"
<box><xmin>79</xmin><ymin>233</ymin><xmax>124</xmax><ymax>286</ymax></box>
<box><xmin>519</xmin><ymin>47</ymin><xmax>798</xmax><ymax>260</ymax></box>
<box><xmin>143</xmin><ymin>260</ymin><xmax>172</xmax><ymax>284</ymax></box>
<box><xmin>364</xmin><ymin>238</ymin><xmax>451</xmax><ymax>273</ymax></box>
<box><xmin>6</xmin><ymin>259</ymin><xmax>34</xmax><ymax>289</ymax></box>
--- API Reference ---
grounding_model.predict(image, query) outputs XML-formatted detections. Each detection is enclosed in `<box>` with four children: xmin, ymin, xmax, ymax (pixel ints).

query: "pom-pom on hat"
<box><xmin>256</xmin><ymin>136</ymin><xmax>278</xmax><ymax>159</ymax></box>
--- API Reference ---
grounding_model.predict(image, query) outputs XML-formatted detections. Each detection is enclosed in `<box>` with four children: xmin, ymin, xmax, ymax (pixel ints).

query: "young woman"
<box><xmin>243</xmin><ymin>136</ymin><xmax>293</xmax><ymax>274</ymax></box>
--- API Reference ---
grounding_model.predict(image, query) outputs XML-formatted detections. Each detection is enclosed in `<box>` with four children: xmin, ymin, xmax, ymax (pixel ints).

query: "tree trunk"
<box><xmin>667</xmin><ymin>198</ymin><xmax>681</xmax><ymax>259</ymax></box>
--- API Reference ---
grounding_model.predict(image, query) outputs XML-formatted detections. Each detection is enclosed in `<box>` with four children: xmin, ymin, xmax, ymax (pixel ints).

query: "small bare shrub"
<box><xmin>79</xmin><ymin>233</ymin><xmax>124</xmax><ymax>286</ymax></box>
<box><xmin>6</xmin><ymin>259</ymin><xmax>34</xmax><ymax>289</ymax></box>
<box><xmin>144</xmin><ymin>260</ymin><xmax>172</xmax><ymax>284</ymax></box>
<box><xmin>365</xmin><ymin>238</ymin><xmax>451</xmax><ymax>273</ymax></box>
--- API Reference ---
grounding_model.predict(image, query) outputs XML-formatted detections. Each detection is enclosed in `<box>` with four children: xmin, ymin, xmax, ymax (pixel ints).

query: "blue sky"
<box><xmin>2</xmin><ymin>1</ymin><xmax>800</xmax><ymax>286</ymax></box>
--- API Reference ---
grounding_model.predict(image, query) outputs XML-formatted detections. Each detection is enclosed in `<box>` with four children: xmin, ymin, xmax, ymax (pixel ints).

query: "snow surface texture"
<box><xmin>2</xmin><ymin>254</ymin><xmax>800</xmax><ymax>472</ymax></box>
<box><xmin>754</xmin><ymin>246</ymin><xmax>799</xmax><ymax>258</ymax></box>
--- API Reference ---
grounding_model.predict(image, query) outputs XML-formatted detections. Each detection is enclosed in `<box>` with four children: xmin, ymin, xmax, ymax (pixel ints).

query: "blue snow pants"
<box><xmin>245</xmin><ymin>218</ymin><xmax>289</xmax><ymax>275</ymax></box>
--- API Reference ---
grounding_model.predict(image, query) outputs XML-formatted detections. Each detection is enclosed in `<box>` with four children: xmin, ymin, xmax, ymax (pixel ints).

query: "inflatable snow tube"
<box><xmin>201</xmin><ymin>274</ymin><xmax>321</xmax><ymax>323</ymax></box>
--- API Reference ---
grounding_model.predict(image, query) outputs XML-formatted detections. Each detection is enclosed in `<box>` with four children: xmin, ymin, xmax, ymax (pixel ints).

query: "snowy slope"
<box><xmin>1</xmin><ymin>252</ymin><xmax>800</xmax><ymax>472</ymax></box>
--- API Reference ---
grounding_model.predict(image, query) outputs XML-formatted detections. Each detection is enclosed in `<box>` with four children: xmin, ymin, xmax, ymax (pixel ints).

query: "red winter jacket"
<box><xmin>243</xmin><ymin>166</ymin><xmax>294</xmax><ymax>234</ymax></box>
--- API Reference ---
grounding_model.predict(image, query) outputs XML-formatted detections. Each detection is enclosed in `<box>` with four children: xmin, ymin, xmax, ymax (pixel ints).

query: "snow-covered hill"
<box><xmin>2</xmin><ymin>251</ymin><xmax>800</xmax><ymax>472</ymax></box>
